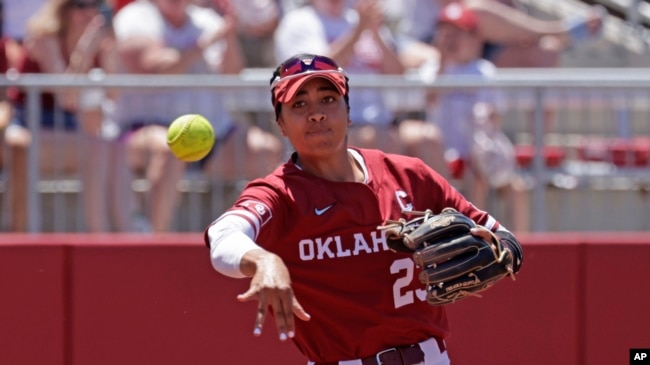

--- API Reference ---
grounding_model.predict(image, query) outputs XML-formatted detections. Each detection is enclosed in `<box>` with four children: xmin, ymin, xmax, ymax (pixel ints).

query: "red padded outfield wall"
<box><xmin>0</xmin><ymin>233</ymin><xmax>648</xmax><ymax>365</ymax></box>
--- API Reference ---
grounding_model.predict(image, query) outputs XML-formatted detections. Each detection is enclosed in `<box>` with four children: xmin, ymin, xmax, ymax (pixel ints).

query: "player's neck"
<box><xmin>294</xmin><ymin>149</ymin><xmax>364</xmax><ymax>183</ymax></box>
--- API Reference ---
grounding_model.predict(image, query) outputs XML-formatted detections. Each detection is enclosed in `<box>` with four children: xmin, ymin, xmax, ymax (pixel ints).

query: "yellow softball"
<box><xmin>167</xmin><ymin>114</ymin><xmax>216</xmax><ymax>162</ymax></box>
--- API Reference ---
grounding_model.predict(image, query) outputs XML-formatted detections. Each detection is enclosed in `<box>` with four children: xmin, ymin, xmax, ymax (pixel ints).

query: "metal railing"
<box><xmin>2</xmin><ymin>68</ymin><xmax>650</xmax><ymax>232</ymax></box>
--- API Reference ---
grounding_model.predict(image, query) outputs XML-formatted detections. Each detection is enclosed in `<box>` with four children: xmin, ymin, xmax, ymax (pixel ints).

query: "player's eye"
<box><xmin>291</xmin><ymin>100</ymin><xmax>307</xmax><ymax>108</ymax></box>
<box><xmin>322</xmin><ymin>95</ymin><xmax>337</xmax><ymax>104</ymax></box>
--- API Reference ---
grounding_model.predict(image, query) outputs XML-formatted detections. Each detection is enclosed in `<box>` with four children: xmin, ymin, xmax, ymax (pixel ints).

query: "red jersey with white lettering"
<box><xmin>216</xmin><ymin>148</ymin><xmax>499</xmax><ymax>362</ymax></box>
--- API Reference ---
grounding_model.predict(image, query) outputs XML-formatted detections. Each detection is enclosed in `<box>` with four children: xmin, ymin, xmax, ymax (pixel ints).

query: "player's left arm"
<box><xmin>458</xmin><ymin>199</ymin><xmax>524</xmax><ymax>274</ymax></box>
<box><xmin>470</xmin><ymin>224</ymin><xmax>523</xmax><ymax>275</ymax></box>
<box><xmin>493</xmin><ymin>227</ymin><xmax>523</xmax><ymax>274</ymax></box>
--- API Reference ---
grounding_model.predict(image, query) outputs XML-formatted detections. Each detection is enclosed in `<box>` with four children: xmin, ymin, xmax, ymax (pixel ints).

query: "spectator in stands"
<box><xmin>110</xmin><ymin>0</ymin><xmax>134</xmax><ymax>14</ymax></box>
<box><xmin>3</xmin><ymin>0</ymin><xmax>124</xmax><ymax>232</ymax></box>
<box><xmin>0</xmin><ymin>36</ymin><xmax>20</xmax><ymax>170</ymax></box>
<box><xmin>396</xmin><ymin>0</ymin><xmax>605</xmax><ymax>69</ymax></box>
<box><xmin>284</xmin><ymin>0</ymin><xmax>309</xmax><ymax>10</ymax></box>
<box><xmin>274</xmin><ymin>0</ymin><xmax>449</xmax><ymax>176</ymax></box>
<box><xmin>0</xmin><ymin>0</ymin><xmax>44</xmax><ymax>172</ymax></box>
<box><xmin>421</xmin><ymin>2</ymin><xmax>529</xmax><ymax>231</ymax></box>
<box><xmin>199</xmin><ymin>0</ymin><xmax>284</xmax><ymax>145</ymax></box>
<box><xmin>113</xmin><ymin>0</ymin><xmax>283</xmax><ymax>232</ymax></box>
<box><xmin>208</xmin><ymin>0</ymin><xmax>282</xmax><ymax>68</ymax></box>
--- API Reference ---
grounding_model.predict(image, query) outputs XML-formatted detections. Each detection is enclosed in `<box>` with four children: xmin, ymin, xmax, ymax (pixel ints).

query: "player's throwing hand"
<box><xmin>236</xmin><ymin>250</ymin><xmax>311</xmax><ymax>341</ymax></box>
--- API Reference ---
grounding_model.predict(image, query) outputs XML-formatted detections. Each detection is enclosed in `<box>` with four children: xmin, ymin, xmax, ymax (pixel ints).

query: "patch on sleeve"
<box><xmin>240</xmin><ymin>200</ymin><xmax>273</xmax><ymax>226</ymax></box>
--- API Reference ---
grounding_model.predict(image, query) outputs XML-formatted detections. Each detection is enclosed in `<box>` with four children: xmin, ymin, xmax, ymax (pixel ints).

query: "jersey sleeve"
<box><xmin>212</xmin><ymin>182</ymin><xmax>289</xmax><ymax>249</ymax></box>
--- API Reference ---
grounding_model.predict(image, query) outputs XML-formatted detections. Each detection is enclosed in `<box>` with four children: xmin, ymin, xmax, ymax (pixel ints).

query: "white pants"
<box><xmin>307</xmin><ymin>337</ymin><xmax>451</xmax><ymax>365</ymax></box>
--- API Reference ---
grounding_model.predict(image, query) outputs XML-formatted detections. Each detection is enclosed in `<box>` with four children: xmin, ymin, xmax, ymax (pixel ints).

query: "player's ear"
<box><xmin>277</xmin><ymin>117</ymin><xmax>287</xmax><ymax>136</ymax></box>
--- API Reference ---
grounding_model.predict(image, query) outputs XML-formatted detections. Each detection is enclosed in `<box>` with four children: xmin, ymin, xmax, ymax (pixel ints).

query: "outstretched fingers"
<box><xmin>292</xmin><ymin>299</ymin><xmax>311</xmax><ymax>322</ymax></box>
<box><xmin>237</xmin><ymin>287</ymin><xmax>310</xmax><ymax>341</ymax></box>
<box><xmin>237</xmin><ymin>288</ymin><xmax>267</xmax><ymax>336</ymax></box>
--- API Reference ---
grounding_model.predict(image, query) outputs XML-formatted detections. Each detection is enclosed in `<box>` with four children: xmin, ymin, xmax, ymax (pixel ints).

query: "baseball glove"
<box><xmin>379</xmin><ymin>208</ymin><xmax>515</xmax><ymax>305</ymax></box>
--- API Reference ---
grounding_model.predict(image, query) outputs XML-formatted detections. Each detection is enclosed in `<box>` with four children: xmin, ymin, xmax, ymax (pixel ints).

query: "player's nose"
<box><xmin>308</xmin><ymin>111</ymin><xmax>326</xmax><ymax>123</ymax></box>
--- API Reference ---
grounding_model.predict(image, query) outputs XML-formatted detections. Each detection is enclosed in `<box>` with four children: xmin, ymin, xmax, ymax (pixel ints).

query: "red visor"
<box><xmin>271</xmin><ymin>55</ymin><xmax>348</xmax><ymax>105</ymax></box>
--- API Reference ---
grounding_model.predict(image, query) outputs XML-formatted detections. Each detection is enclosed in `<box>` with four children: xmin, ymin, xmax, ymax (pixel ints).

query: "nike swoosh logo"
<box><xmin>314</xmin><ymin>204</ymin><xmax>335</xmax><ymax>216</ymax></box>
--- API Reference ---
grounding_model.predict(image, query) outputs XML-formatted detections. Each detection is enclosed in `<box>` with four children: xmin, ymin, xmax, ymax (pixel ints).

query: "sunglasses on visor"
<box><xmin>270</xmin><ymin>55</ymin><xmax>346</xmax><ymax>88</ymax></box>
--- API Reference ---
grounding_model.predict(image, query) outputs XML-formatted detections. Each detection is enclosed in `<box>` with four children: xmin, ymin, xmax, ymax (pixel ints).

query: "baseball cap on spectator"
<box><xmin>270</xmin><ymin>54</ymin><xmax>349</xmax><ymax>107</ymax></box>
<box><xmin>437</xmin><ymin>2</ymin><xmax>478</xmax><ymax>32</ymax></box>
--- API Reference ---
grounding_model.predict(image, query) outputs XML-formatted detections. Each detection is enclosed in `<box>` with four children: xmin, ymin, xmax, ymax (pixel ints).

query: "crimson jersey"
<box><xmin>211</xmin><ymin>148</ymin><xmax>499</xmax><ymax>362</ymax></box>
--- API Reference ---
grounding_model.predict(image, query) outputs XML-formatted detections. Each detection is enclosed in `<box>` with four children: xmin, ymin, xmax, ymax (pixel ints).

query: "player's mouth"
<box><xmin>306</xmin><ymin>128</ymin><xmax>331</xmax><ymax>137</ymax></box>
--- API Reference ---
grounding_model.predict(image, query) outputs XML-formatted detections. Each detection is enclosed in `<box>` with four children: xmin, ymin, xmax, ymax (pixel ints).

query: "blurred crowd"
<box><xmin>0</xmin><ymin>0</ymin><xmax>605</xmax><ymax>233</ymax></box>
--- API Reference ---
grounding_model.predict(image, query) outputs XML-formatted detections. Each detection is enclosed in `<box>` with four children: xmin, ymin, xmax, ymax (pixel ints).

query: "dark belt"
<box><xmin>315</xmin><ymin>337</ymin><xmax>446</xmax><ymax>365</ymax></box>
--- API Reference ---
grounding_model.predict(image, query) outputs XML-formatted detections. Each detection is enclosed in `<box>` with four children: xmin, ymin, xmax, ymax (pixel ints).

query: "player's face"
<box><xmin>277</xmin><ymin>77</ymin><xmax>349</xmax><ymax>156</ymax></box>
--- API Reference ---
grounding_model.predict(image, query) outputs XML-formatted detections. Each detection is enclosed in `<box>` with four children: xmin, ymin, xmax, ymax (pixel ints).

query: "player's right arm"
<box><xmin>206</xmin><ymin>210</ymin><xmax>311</xmax><ymax>341</ymax></box>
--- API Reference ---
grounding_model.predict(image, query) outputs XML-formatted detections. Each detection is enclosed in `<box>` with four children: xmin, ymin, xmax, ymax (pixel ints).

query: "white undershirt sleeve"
<box><xmin>207</xmin><ymin>214</ymin><xmax>263</xmax><ymax>278</ymax></box>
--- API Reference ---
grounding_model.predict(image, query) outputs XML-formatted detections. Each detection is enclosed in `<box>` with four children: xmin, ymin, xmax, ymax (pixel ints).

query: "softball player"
<box><xmin>205</xmin><ymin>53</ymin><xmax>523</xmax><ymax>365</ymax></box>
